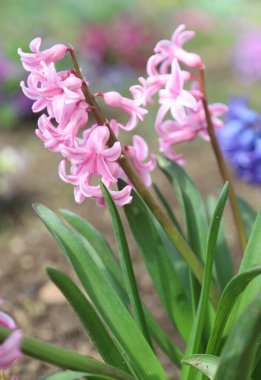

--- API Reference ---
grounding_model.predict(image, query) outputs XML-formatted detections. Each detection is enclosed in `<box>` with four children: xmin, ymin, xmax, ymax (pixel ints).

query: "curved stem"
<box><xmin>0</xmin><ymin>327</ymin><xmax>134</xmax><ymax>380</ymax></box>
<box><xmin>199</xmin><ymin>68</ymin><xmax>247</xmax><ymax>255</ymax></box>
<box><xmin>69</xmin><ymin>48</ymin><xmax>220</xmax><ymax>307</ymax></box>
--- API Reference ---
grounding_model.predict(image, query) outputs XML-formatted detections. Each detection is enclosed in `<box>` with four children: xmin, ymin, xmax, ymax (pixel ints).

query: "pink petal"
<box><xmin>179</xmin><ymin>90</ymin><xmax>198</xmax><ymax>110</ymax></box>
<box><xmin>0</xmin><ymin>330</ymin><xmax>23</xmax><ymax>369</ymax></box>
<box><xmin>103</xmin><ymin>142</ymin><xmax>121</xmax><ymax>161</ymax></box>
<box><xmin>109</xmin><ymin>185</ymin><xmax>133</xmax><ymax>206</ymax></box>
<box><xmin>29</xmin><ymin>37</ymin><xmax>41</xmax><ymax>52</ymax></box>
<box><xmin>133</xmin><ymin>135</ymin><xmax>148</xmax><ymax>162</ymax></box>
<box><xmin>170</xmin><ymin>102</ymin><xmax>187</xmax><ymax>125</ymax></box>
<box><xmin>0</xmin><ymin>312</ymin><xmax>16</xmax><ymax>330</ymax></box>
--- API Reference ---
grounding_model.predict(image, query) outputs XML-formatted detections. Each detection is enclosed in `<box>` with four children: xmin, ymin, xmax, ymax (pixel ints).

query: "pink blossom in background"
<box><xmin>234</xmin><ymin>31</ymin><xmax>261</xmax><ymax>82</ymax></box>
<box><xmin>0</xmin><ymin>311</ymin><xmax>22</xmax><ymax>370</ymax></box>
<box><xmin>80</xmin><ymin>15</ymin><xmax>160</xmax><ymax>69</ymax></box>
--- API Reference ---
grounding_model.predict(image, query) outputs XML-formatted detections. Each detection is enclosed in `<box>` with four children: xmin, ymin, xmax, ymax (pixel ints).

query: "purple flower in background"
<box><xmin>234</xmin><ymin>31</ymin><xmax>261</xmax><ymax>82</ymax></box>
<box><xmin>217</xmin><ymin>97</ymin><xmax>261</xmax><ymax>184</ymax></box>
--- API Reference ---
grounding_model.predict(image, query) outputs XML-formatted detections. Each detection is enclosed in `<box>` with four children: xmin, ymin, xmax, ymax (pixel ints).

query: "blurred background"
<box><xmin>0</xmin><ymin>0</ymin><xmax>261</xmax><ymax>377</ymax></box>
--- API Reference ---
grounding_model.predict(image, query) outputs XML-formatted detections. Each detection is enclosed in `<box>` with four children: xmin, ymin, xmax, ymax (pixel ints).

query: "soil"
<box><xmin>0</xmin><ymin>124</ymin><xmax>260</xmax><ymax>379</ymax></box>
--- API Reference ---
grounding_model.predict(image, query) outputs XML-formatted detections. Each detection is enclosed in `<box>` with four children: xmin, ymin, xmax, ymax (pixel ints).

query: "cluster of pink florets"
<box><xmin>18</xmin><ymin>25</ymin><xmax>227</xmax><ymax>206</ymax></box>
<box><xmin>18</xmin><ymin>38</ymin><xmax>155</xmax><ymax>206</ymax></box>
<box><xmin>138</xmin><ymin>24</ymin><xmax>228</xmax><ymax>164</ymax></box>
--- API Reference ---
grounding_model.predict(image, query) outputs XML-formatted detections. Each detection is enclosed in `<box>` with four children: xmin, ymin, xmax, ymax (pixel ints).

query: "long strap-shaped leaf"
<box><xmin>214</xmin><ymin>296</ymin><xmax>261</xmax><ymax>380</ymax></box>
<box><xmin>206</xmin><ymin>265</ymin><xmax>261</xmax><ymax>356</ymax></box>
<box><xmin>122</xmin><ymin>186</ymin><xmax>193</xmax><ymax>342</ymax></box>
<box><xmin>157</xmin><ymin>156</ymin><xmax>210</xmax><ymax>318</ymax></box>
<box><xmin>60</xmin><ymin>209</ymin><xmax>183</xmax><ymax>367</ymax></box>
<box><xmin>100</xmin><ymin>183</ymin><xmax>152</xmax><ymax>346</ymax></box>
<box><xmin>0</xmin><ymin>326</ymin><xmax>133</xmax><ymax>380</ymax></box>
<box><xmin>153</xmin><ymin>183</ymin><xmax>184</xmax><ymax>235</ymax></box>
<box><xmin>41</xmin><ymin>371</ymin><xmax>116</xmax><ymax>379</ymax></box>
<box><xmin>157</xmin><ymin>156</ymin><xmax>208</xmax><ymax>263</ymax></box>
<box><xmin>181</xmin><ymin>182</ymin><xmax>229</xmax><ymax>380</ymax></box>
<box><xmin>60</xmin><ymin>209</ymin><xmax>127</xmax><ymax>302</ymax></box>
<box><xmin>205</xmin><ymin>196</ymin><xmax>233</xmax><ymax>291</ymax></box>
<box><xmin>236</xmin><ymin>195</ymin><xmax>256</xmax><ymax>241</ymax></box>
<box><xmin>47</xmin><ymin>267</ymin><xmax>131</xmax><ymax>373</ymax></box>
<box><xmin>225</xmin><ymin>208</ymin><xmax>261</xmax><ymax>337</ymax></box>
<box><xmin>34</xmin><ymin>204</ymin><xmax>168</xmax><ymax>380</ymax></box>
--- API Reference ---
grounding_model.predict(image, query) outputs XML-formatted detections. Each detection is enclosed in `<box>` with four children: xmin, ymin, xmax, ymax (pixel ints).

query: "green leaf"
<box><xmin>41</xmin><ymin>371</ymin><xmax>115</xmax><ymax>379</ymax></box>
<box><xmin>181</xmin><ymin>182</ymin><xmax>229</xmax><ymax>380</ymax></box>
<box><xmin>237</xmin><ymin>195</ymin><xmax>256</xmax><ymax>240</ymax></box>
<box><xmin>206</xmin><ymin>196</ymin><xmax>233</xmax><ymax>291</ymax></box>
<box><xmin>0</xmin><ymin>327</ymin><xmax>134</xmax><ymax>380</ymax></box>
<box><xmin>226</xmin><ymin>208</ymin><xmax>261</xmax><ymax>335</ymax></box>
<box><xmin>214</xmin><ymin>296</ymin><xmax>261</xmax><ymax>380</ymax></box>
<box><xmin>157</xmin><ymin>155</ymin><xmax>208</xmax><ymax>262</ymax></box>
<box><xmin>153</xmin><ymin>182</ymin><xmax>184</xmax><ymax>235</ymax></box>
<box><xmin>46</xmin><ymin>268</ymin><xmax>130</xmax><ymax>373</ymax></box>
<box><xmin>34</xmin><ymin>204</ymin><xmax>168</xmax><ymax>380</ymax></box>
<box><xmin>122</xmin><ymin>188</ymin><xmax>193</xmax><ymax>342</ymax></box>
<box><xmin>60</xmin><ymin>209</ymin><xmax>183</xmax><ymax>367</ymax></box>
<box><xmin>157</xmin><ymin>156</ymin><xmax>209</xmax><ymax>317</ymax></box>
<box><xmin>143</xmin><ymin>309</ymin><xmax>183</xmax><ymax>367</ymax></box>
<box><xmin>60</xmin><ymin>209</ymin><xmax>128</xmax><ymax>305</ymax></box>
<box><xmin>100</xmin><ymin>183</ymin><xmax>152</xmax><ymax>346</ymax></box>
<box><xmin>207</xmin><ymin>265</ymin><xmax>261</xmax><ymax>356</ymax></box>
<box><xmin>182</xmin><ymin>354</ymin><xmax>220</xmax><ymax>379</ymax></box>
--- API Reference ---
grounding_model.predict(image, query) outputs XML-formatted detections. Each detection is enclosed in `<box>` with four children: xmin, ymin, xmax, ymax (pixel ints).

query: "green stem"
<box><xmin>0</xmin><ymin>327</ymin><xmax>134</xmax><ymax>380</ymax></box>
<box><xmin>199</xmin><ymin>68</ymin><xmax>247</xmax><ymax>255</ymax></box>
<box><xmin>68</xmin><ymin>48</ymin><xmax>220</xmax><ymax>308</ymax></box>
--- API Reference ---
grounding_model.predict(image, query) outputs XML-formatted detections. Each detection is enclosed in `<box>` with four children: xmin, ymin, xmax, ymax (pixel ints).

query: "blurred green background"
<box><xmin>1</xmin><ymin>0</ymin><xmax>261</xmax><ymax>128</ymax></box>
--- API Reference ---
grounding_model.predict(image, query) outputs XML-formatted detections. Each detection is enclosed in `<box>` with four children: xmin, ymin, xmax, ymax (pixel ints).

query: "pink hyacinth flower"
<box><xmin>20</xmin><ymin>64</ymin><xmax>84</xmax><ymax>122</ymax></box>
<box><xmin>36</xmin><ymin>107</ymin><xmax>88</xmax><ymax>152</ymax></box>
<box><xmin>157</xmin><ymin>59</ymin><xmax>197</xmax><ymax>127</ymax></box>
<box><xmin>154</xmin><ymin>24</ymin><xmax>203</xmax><ymax>69</ymax></box>
<box><xmin>102</xmin><ymin>91</ymin><xmax>148</xmax><ymax>130</ymax></box>
<box><xmin>80</xmin><ymin>176</ymin><xmax>132</xmax><ymax>207</ymax></box>
<box><xmin>186</xmin><ymin>101</ymin><xmax>228</xmax><ymax>141</ymax></box>
<box><xmin>60</xmin><ymin>125</ymin><xmax>121</xmax><ymax>183</ymax></box>
<box><xmin>124</xmin><ymin>135</ymin><xmax>156</xmax><ymax>187</ymax></box>
<box><xmin>0</xmin><ymin>312</ymin><xmax>22</xmax><ymax>369</ymax></box>
<box><xmin>158</xmin><ymin>120</ymin><xmax>201</xmax><ymax>163</ymax></box>
<box><xmin>18</xmin><ymin>37</ymin><xmax>68</xmax><ymax>72</ymax></box>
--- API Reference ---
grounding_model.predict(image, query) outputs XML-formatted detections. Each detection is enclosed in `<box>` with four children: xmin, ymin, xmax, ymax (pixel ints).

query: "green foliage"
<box><xmin>41</xmin><ymin>371</ymin><xmax>116</xmax><ymax>380</ymax></box>
<box><xmin>122</xmin><ymin>186</ymin><xmax>193</xmax><ymax>342</ymax></box>
<box><xmin>47</xmin><ymin>268</ymin><xmax>130</xmax><ymax>373</ymax></box>
<box><xmin>34</xmin><ymin>203</ymin><xmax>168</xmax><ymax>380</ymax></box>
<box><xmin>215</xmin><ymin>296</ymin><xmax>261</xmax><ymax>380</ymax></box>
<box><xmin>13</xmin><ymin>160</ymin><xmax>260</xmax><ymax>380</ymax></box>
<box><xmin>60</xmin><ymin>209</ymin><xmax>183</xmax><ymax>367</ymax></box>
<box><xmin>181</xmin><ymin>182</ymin><xmax>229</xmax><ymax>380</ymax></box>
<box><xmin>206</xmin><ymin>196</ymin><xmax>233</xmax><ymax>290</ymax></box>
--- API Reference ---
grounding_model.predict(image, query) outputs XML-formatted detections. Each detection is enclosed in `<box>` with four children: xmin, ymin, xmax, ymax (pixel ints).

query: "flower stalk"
<box><xmin>199</xmin><ymin>68</ymin><xmax>247</xmax><ymax>255</ymax></box>
<box><xmin>69</xmin><ymin>48</ymin><xmax>220</xmax><ymax>307</ymax></box>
